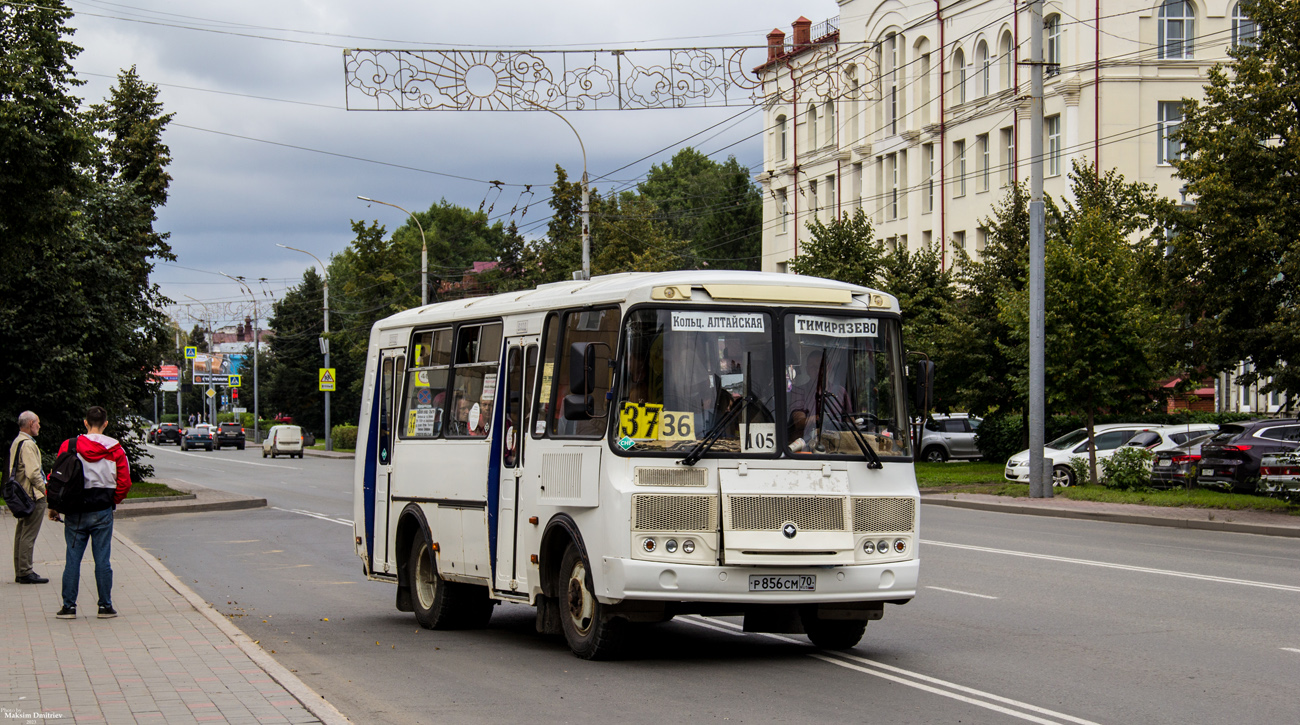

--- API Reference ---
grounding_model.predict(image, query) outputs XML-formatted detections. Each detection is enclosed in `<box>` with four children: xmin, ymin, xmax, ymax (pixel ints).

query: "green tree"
<box><xmin>263</xmin><ymin>269</ymin><xmax>330</xmax><ymax>434</ymax></box>
<box><xmin>880</xmin><ymin>242</ymin><xmax>955</xmax><ymax>404</ymax></box>
<box><xmin>1168</xmin><ymin>0</ymin><xmax>1300</xmax><ymax>400</ymax></box>
<box><xmin>636</xmin><ymin>148</ymin><xmax>762</xmax><ymax>269</ymax></box>
<box><xmin>787</xmin><ymin>209</ymin><xmax>886</xmax><ymax>287</ymax></box>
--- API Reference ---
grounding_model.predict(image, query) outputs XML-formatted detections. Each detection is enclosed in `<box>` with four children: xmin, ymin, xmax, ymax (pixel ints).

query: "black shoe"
<box><xmin>97</xmin><ymin>605</ymin><xmax>117</xmax><ymax>619</ymax></box>
<box><xmin>55</xmin><ymin>606</ymin><xmax>76</xmax><ymax>619</ymax></box>
<box><xmin>16</xmin><ymin>572</ymin><xmax>48</xmax><ymax>584</ymax></box>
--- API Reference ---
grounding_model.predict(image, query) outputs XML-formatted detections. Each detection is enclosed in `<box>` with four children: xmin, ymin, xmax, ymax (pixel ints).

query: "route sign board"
<box><xmin>184</xmin><ymin>346</ymin><xmax>197</xmax><ymax>360</ymax></box>
<box><xmin>319</xmin><ymin>368</ymin><xmax>336</xmax><ymax>392</ymax></box>
<box><xmin>228</xmin><ymin>374</ymin><xmax>241</xmax><ymax>388</ymax></box>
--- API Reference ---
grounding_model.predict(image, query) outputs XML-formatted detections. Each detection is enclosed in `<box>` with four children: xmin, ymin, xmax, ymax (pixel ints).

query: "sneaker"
<box><xmin>55</xmin><ymin>606</ymin><xmax>76</xmax><ymax>619</ymax></box>
<box><xmin>16</xmin><ymin>572</ymin><xmax>49</xmax><ymax>584</ymax></box>
<box><xmin>97</xmin><ymin>605</ymin><xmax>117</xmax><ymax>619</ymax></box>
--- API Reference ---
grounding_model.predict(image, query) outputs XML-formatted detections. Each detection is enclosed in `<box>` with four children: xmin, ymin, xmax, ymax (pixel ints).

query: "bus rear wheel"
<box><xmin>559</xmin><ymin>543</ymin><xmax>627</xmax><ymax>660</ymax></box>
<box><xmin>801</xmin><ymin>613</ymin><xmax>867</xmax><ymax>650</ymax></box>
<box><xmin>408</xmin><ymin>536</ymin><xmax>492</xmax><ymax>630</ymax></box>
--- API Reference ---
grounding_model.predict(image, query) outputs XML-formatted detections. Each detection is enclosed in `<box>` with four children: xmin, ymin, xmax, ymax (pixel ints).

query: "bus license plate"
<box><xmin>748</xmin><ymin>575</ymin><xmax>816</xmax><ymax>592</ymax></box>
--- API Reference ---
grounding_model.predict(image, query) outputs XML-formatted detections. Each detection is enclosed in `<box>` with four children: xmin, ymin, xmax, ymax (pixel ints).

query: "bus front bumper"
<box><xmin>598</xmin><ymin>557</ymin><xmax>919</xmax><ymax>604</ymax></box>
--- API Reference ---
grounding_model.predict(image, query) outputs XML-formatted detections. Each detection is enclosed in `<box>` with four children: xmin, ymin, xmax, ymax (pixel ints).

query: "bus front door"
<box><xmin>494</xmin><ymin>337</ymin><xmax>538</xmax><ymax>593</ymax></box>
<box><xmin>372</xmin><ymin>348</ymin><xmax>405</xmax><ymax>575</ymax></box>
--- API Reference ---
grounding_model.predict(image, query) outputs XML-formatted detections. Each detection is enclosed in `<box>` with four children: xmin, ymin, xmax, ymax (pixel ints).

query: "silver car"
<box><xmin>919</xmin><ymin>414</ymin><xmax>982</xmax><ymax>462</ymax></box>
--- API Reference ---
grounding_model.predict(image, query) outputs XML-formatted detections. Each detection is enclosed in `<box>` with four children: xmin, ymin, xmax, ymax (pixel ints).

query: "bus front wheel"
<box><xmin>559</xmin><ymin>543</ymin><xmax>627</xmax><ymax>660</ymax></box>
<box><xmin>409</xmin><ymin>536</ymin><xmax>492</xmax><ymax>630</ymax></box>
<box><xmin>801</xmin><ymin>613</ymin><xmax>867</xmax><ymax>650</ymax></box>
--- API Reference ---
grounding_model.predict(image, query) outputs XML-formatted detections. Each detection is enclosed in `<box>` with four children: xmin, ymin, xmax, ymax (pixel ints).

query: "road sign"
<box><xmin>228</xmin><ymin>374</ymin><xmax>241</xmax><ymax>388</ymax></box>
<box><xmin>193</xmin><ymin>373</ymin><xmax>229</xmax><ymax>385</ymax></box>
<box><xmin>184</xmin><ymin>346</ymin><xmax>197</xmax><ymax>360</ymax></box>
<box><xmin>319</xmin><ymin>367</ymin><xmax>336</xmax><ymax>392</ymax></box>
<box><xmin>205</xmin><ymin>388</ymin><xmax>216</xmax><ymax>399</ymax></box>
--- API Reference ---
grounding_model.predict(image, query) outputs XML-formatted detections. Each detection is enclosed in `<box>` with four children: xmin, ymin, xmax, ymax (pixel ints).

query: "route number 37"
<box><xmin>619</xmin><ymin>403</ymin><xmax>695</xmax><ymax>440</ymax></box>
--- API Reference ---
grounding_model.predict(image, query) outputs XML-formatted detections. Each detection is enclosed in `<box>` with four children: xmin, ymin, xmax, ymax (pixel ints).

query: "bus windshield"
<box><xmin>614</xmin><ymin>308</ymin><xmax>777</xmax><ymax>454</ymax></box>
<box><xmin>782</xmin><ymin>313</ymin><xmax>910</xmax><ymax>458</ymax></box>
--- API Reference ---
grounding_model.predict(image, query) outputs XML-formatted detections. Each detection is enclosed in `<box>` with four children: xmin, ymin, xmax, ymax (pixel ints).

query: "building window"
<box><xmin>1000</xmin><ymin>126</ymin><xmax>1015</xmax><ymax>186</ymax></box>
<box><xmin>954</xmin><ymin>48</ymin><xmax>966</xmax><ymax>104</ymax></box>
<box><xmin>807</xmin><ymin>103</ymin><xmax>818</xmax><ymax>148</ymax></box>
<box><xmin>953</xmin><ymin>230</ymin><xmax>966</xmax><ymax>250</ymax></box>
<box><xmin>825</xmin><ymin>100</ymin><xmax>837</xmax><ymax>147</ymax></box>
<box><xmin>1046</xmin><ymin>15</ymin><xmax>1061</xmax><ymax>76</ymax></box>
<box><xmin>809</xmin><ymin>180</ymin><xmax>819</xmax><ymax>221</ymax></box>
<box><xmin>888</xmin><ymin>154</ymin><xmax>899</xmax><ymax>220</ymax></box>
<box><xmin>887</xmin><ymin>33</ymin><xmax>899</xmax><ymax>135</ymax></box>
<box><xmin>976</xmin><ymin>227</ymin><xmax>988</xmax><ymax>253</ymax></box>
<box><xmin>977</xmin><ymin>134</ymin><xmax>990</xmax><ymax>192</ymax></box>
<box><xmin>1159</xmin><ymin>0</ymin><xmax>1194</xmax><ymax>60</ymax></box>
<box><xmin>999</xmin><ymin>31</ymin><xmax>1013</xmax><ymax>91</ymax></box>
<box><xmin>977</xmin><ymin>41</ymin><xmax>990</xmax><ymax>97</ymax></box>
<box><xmin>826</xmin><ymin>175</ymin><xmax>836</xmax><ymax>220</ymax></box>
<box><xmin>1158</xmin><ymin>101</ymin><xmax>1183</xmax><ymax>165</ymax></box>
<box><xmin>847</xmin><ymin>72</ymin><xmax>860</xmax><ymax>143</ymax></box>
<box><xmin>953</xmin><ymin>139</ymin><xmax>967</xmax><ymax>197</ymax></box>
<box><xmin>777</xmin><ymin>115</ymin><xmax>787</xmax><ymax>161</ymax></box>
<box><xmin>1046</xmin><ymin>115</ymin><xmax>1061</xmax><ymax>177</ymax></box>
<box><xmin>918</xmin><ymin>50</ymin><xmax>931</xmax><ymax>126</ymax></box>
<box><xmin>852</xmin><ymin>163</ymin><xmax>863</xmax><ymax>210</ymax></box>
<box><xmin>922</xmin><ymin>230</ymin><xmax>932</xmax><ymax>249</ymax></box>
<box><xmin>923</xmin><ymin>143</ymin><xmax>934</xmax><ymax>214</ymax></box>
<box><xmin>777</xmin><ymin>189</ymin><xmax>789</xmax><ymax>233</ymax></box>
<box><xmin>1232</xmin><ymin>4</ymin><xmax>1257</xmax><ymax>48</ymax></box>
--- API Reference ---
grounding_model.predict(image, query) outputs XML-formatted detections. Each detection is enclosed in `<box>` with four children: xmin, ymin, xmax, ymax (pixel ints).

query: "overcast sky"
<box><xmin>62</xmin><ymin>0</ymin><xmax>840</xmax><ymax>330</ymax></box>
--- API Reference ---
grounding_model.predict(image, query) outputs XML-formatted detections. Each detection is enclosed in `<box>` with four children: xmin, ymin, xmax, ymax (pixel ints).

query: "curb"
<box><xmin>115</xmin><ymin>496</ymin><xmax>266</xmax><ymax>519</ymax></box>
<box><xmin>303</xmin><ymin>449</ymin><xmax>355</xmax><ymax>459</ymax></box>
<box><xmin>114</xmin><ymin>529</ymin><xmax>352</xmax><ymax>724</ymax></box>
<box><xmin>920</xmin><ymin>496</ymin><xmax>1300</xmax><ymax>538</ymax></box>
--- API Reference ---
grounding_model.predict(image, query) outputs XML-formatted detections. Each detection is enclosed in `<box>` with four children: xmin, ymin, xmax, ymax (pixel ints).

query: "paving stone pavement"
<box><xmin>0</xmin><ymin>511</ymin><xmax>349</xmax><ymax>725</ymax></box>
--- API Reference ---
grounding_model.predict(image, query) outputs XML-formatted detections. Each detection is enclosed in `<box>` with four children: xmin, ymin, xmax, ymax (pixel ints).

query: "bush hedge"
<box><xmin>1100</xmin><ymin>447</ymin><xmax>1153</xmax><ymax>490</ymax></box>
<box><xmin>331</xmin><ymin>425</ymin><xmax>358</xmax><ymax>450</ymax></box>
<box><xmin>975</xmin><ymin>411</ymin><xmax>1255</xmax><ymax>463</ymax></box>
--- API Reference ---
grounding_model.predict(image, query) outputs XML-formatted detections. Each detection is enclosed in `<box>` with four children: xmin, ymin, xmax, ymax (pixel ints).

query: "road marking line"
<box><xmin>925</xmin><ymin>585</ymin><xmax>998</xmax><ymax>599</ymax></box>
<box><xmin>148</xmin><ymin>444</ymin><xmax>302</xmax><ymax>470</ymax></box>
<box><xmin>271</xmin><ymin>507</ymin><xmax>352</xmax><ymax>526</ymax></box>
<box><xmin>925</xmin><ymin>540</ymin><xmax>1300</xmax><ymax>594</ymax></box>
<box><xmin>679</xmin><ymin>616</ymin><xmax>1097</xmax><ymax>724</ymax></box>
<box><xmin>812</xmin><ymin>654</ymin><xmax>1097</xmax><ymax>725</ymax></box>
<box><xmin>1281</xmin><ymin>647</ymin><xmax>1300</xmax><ymax>654</ymax></box>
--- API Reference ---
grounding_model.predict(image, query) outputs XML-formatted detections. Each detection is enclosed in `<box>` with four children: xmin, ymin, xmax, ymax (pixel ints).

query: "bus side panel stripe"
<box><xmin>363</xmin><ymin>360</ymin><xmax>383</xmax><ymax>573</ymax></box>
<box><xmin>486</xmin><ymin>359</ymin><xmax>506</xmax><ymax>584</ymax></box>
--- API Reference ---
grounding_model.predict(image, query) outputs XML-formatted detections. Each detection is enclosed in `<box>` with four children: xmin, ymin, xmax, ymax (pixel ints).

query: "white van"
<box><xmin>263</xmin><ymin>425</ymin><xmax>304</xmax><ymax>459</ymax></box>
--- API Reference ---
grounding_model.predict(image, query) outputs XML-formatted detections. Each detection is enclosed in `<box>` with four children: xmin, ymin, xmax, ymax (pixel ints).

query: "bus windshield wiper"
<box><xmin>819</xmin><ymin>392</ymin><xmax>884</xmax><ymax>470</ymax></box>
<box><xmin>679</xmin><ymin>394</ymin><xmax>754</xmax><ymax>467</ymax></box>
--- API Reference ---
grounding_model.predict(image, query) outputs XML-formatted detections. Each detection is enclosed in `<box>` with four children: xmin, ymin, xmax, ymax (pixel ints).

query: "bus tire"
<box><xmin>559</xmin><ymin>543</ymin><xmax>627</xmax><ymax>660</ymax></box>
<box><xmin>408</xmin><ymin>535</ymin><xmax>492</xmax><ymax>630</ymax></box>
<box><xmin>801</xmin><ymin>614</ymin><xmax>867</xmax><ymax>650</ymax></box>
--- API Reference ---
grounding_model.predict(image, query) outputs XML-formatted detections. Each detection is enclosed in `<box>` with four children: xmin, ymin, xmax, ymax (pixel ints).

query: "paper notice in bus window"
<box><xmin>658</xmin><ymin>410</ymin><xmax>695</xmax><ymax>440</ymax></box>
<box><xmin>618</xmin><ymin>402</ymin><xmax>663</xmax><ymax>440</ymax></box>
<box><xmin>414</xmin><ymin>370</ymin><xmax>430</xmax><ymax>387</ymax></box>
<box><xmin>481</xmin><ymin>372</ymin><xmax>497</xmax><ymax>403</ymax></box>
<box><xmin>670</xmin><ymin>311</ymin><xmax>766</xmax><ymax>333</ymax></box>
<box><xmin>412</xmin><ymin>408</ymin><xmax>439</xmax><ymax>436</ymax></box>
<box><xmin>741</xmin><ymin>423</ymin><xmax>776</xmax><ymax>453</ymax></box>
<box><xmin>539</xmin><ymin>362</ymin><xmax>554</xmax><ymax>404</ymax></box>
<box><xmin>794</xmin><ymin>315</ymin><xmax>878</xmax><ymax>338</ymax></box>
<box><xmin>407</xmin><ymin>411</ymin><xmax>418</xmax><ymax>437</ymax></box>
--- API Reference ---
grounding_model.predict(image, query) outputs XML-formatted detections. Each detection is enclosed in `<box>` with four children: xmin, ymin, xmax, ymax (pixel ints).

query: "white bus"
<box><xmin>353</xmin><ymin>271</ymin><xmax>933</xmax><ymax>659</ymax></box>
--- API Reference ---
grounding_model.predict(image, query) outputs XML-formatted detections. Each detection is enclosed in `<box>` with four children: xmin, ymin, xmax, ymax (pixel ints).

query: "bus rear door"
<box><xmin>369</xmin><ymin>347</ymin><xmax>405</xmax><ymax>575</ymax></box>
<box><xmin>494</xmin><ymin>335</ymin><xmax>538</xmax><ymax>594</ymax></box>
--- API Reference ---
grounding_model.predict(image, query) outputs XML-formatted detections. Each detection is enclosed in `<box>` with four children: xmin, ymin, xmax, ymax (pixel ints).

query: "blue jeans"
<box><xmin>62</xmin><ymin>508</ymin><xmax>115</xmax><ymax>609</ymax></box>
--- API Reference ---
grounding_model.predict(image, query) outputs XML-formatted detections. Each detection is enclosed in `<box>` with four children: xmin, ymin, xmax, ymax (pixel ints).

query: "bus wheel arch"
<box><xmin>538</xmin><ymin>515</ymin><xmax>586</xmax><ymax>600</ymax></box>
<box><xmin>393</xmin><ymin>505</ymin><xmax>430</xmax><ymax>613</ymax></box>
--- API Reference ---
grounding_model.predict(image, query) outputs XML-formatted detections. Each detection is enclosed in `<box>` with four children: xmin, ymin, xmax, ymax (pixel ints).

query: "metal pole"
<box><xmin>220</xmin><ymin>272</ymin><xmax>261</xmax><ymax>443</ymax></box>
<box><xmin>278</xmin><ymin>244</ymin><xmax>332</xmax><ymax>450</ymax></box>
<box><xmin>356</xmin><ymin>197</ymin><xmax>429</xmax><ymax>306</ymax></box>
<box><xmin>1028</xmin><ymin>0</ymin><xmax>1051</xmax><ymax>498</ymax></box>
<box><xmin>175</xmin><ymin>327</ymin><xmax>182</xmax><ymax>426</ymax></box>
<box><xmin>513</xmin><ymin>97</ymin><xmax>590</xmax><ymax>280</ymax></box>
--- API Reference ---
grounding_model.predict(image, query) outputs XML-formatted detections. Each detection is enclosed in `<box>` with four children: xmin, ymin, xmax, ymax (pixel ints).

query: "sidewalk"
<box><xmin>922</xmin><ymin>491</ymin><xmax>1300</xmax><ymax>538</ymax></box>
<box><xmin>0</xmin><ymin>510</ymin><xmax>349</xmax><ymax>724</ymax></box>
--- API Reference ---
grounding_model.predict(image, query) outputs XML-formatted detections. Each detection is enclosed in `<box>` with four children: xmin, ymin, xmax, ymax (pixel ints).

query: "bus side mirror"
<box><xmin>912</xmin><ymin>359</ymin><xmax>935</xmax><ymax>416</ymax></box>
<box><xmin>564</xmin><ymin>342</ymin><xmax>597</xmax><ymax>420</ymax></box>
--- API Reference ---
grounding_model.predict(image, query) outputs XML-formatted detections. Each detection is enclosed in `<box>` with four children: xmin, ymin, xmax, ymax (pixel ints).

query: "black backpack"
<box><xmin>47</xmin><ymin>436</ymin><xmax>86</xmax><ymax>513</ymax></box>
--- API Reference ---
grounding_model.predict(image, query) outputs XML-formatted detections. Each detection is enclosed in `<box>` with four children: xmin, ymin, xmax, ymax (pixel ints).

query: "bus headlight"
<box><xmin>877</xmin><ymin>540</ymin><xmax>889</xmax><ymax>554</ymax></box>
<box><xmin>682</xmin><ymin>539</ymin><xmax>695</xmax><ymax>554</ymax></box>
<box><xmin>665</xmin><ymin>539</ymin><xmax>678</xmax><ymax>553</ymax></box>
<box><xmin>862</xmin><ymin>540</ymin><xmax>875</xmax><ymax>554</ymax></box>
<box><xmin>642</xmin><ymin>538</ymin><xmax>656</xmax><ymax>553</ymax></box>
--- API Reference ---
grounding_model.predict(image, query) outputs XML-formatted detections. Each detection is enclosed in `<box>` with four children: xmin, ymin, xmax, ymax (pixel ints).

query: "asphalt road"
<box><xmin>119</xmin><ymin>443</ymin><xmax>1300</xmax><ymax>724</ymax></box>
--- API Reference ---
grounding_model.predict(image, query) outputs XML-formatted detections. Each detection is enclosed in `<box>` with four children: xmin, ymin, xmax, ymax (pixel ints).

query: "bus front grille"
<box><xmin>725</xmin><ymin>495</ymin><xmax>848</xmax><ymax>532</ymax></box>
<box><xmin>632</xmin><ymin>494</ymin><xmax>718</xmax><ymax>532</ymax></box>
<box><xmin>852</xmin><ymin>497</ymin><xmax>916</xmax><ymax>533</ymax></box>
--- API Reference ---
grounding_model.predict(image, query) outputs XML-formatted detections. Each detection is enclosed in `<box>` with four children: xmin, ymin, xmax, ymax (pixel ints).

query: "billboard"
<box><xmin>150</xmin><ymin>364</ymin><xmax>180</xmax><ymax>392</ymax></box>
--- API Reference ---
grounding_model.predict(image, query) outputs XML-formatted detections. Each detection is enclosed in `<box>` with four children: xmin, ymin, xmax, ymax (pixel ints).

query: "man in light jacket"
<box><xmin>50</xmin><ymin>406</ymin><xmax>132</xmax><ymax>620</ymax></box>
<box><xmin>9</xmin><ymin>411</ymin><xmax>48</xmax><ymax>584</ymax></box>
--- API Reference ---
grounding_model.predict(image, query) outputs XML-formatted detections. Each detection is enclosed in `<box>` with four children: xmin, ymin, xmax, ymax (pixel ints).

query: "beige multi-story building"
<box><xmin>755</xmin><ymin>0</ymin><xmax>1258</xmax><ymax>273</ymax></box>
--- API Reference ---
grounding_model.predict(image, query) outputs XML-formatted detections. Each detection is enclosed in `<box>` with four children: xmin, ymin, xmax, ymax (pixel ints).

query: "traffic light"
<box><xmin>232</xmin><ymin>389</ymin><xmax>239</xmax><ymax>401</ymax></box>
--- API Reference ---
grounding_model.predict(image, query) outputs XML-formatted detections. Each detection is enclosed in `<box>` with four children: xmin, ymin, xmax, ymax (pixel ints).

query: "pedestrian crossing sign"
<box><xmin>184</xmin><ymin>346</ymin><xmax>196</xmax><ymax>360</ymax></box>
<box><xmin>319</xmin><ymin>368</ymin><xmax>336</xmax><ymax>392</ymax></box>
<box><xmin>228</xmin><ymin>374</ymin><xmax>241</xmax><ymax>388</ymax></box>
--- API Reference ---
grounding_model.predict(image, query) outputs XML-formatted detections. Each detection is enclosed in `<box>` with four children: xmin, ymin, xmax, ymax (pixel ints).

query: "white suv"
<box><xmin>1004</xmin><ymin>424</ymin><xmax>1164</xmax><ymax>487</ymax></box>
<box><xmin>919</xmin><ymin>414</ymin><xmax>983</xmax><ymax>462</ymax></box>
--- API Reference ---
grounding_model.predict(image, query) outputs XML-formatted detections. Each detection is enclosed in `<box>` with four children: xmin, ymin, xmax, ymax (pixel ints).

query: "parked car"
<box><xmin>1259</xmin><ymin>451</ymin><xmax>1300</xmax><ymax>499</ymax></box>
<box><xmin>919</xmin><ymin>414</ymin><xmax>983</xmax><ymax>462</ymax></box>
<box><xmin>180</xmin><ymin>425</ymin><xmax>215</xmax><ymax>451</ymax></box>
<box><xmin>1004</xmin><ymin>424</ymin><xmax>1163</xmax><ymax>487</ymax></box>
<box><xmin>153</xmin><ymin>422</ymin><xmax>182</xmax><ymax>445</ymax></box>
<box><xmin>215</xmin><ymin>422</ymin><xmax>246</xmax><ymax>450</ymax></box>
<box><xmin>1149</xmin><ymin>432</ymin><xmax>1216</xmax><ymax>489</ymax></box>
<box><xmin>263</xmin><ymin>424</ymin><xmax>304</xmax><ymax>459</ymax></box>
<box><xmin>1197</xmin><ymin>419</ymin><xmax>1300</xmax><ymax>493</ymax></box>
<box><xmin>1122</xmin><ymin>423</ymin><xmax>1220</xmax><ymax>454</ymax></box>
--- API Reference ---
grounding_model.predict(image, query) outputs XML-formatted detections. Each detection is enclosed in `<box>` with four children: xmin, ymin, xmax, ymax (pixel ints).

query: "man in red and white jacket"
<box><xmin>49</xmin><ymin>406</ymin><xmax>132</xmax><ymax>620</ymax></box>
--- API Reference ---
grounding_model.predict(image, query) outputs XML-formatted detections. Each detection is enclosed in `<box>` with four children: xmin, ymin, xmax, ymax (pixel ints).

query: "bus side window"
<box><xmin>402</xmin><ymin>327</ymin><xmax>452</xmax><ymax>438</ymax></box>
<box><xmin>447</xmin><ymin>322</ymin><xmax>503</xmax><ymax>439</ymax></box>
<box><xmin>552</xmin><ymin>307</ymin><xmax>618</xmax><ymax>438</ymax></box>
<box><xmin>532</xmin><ymin>314</ymin><xmax>561</xmax><ymax>439</ymax></box>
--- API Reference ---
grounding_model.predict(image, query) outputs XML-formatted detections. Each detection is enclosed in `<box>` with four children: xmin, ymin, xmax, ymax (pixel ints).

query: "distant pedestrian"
<box><xmin>51</xmin><ymin>406</ymin><xmax>132</xmax><ymax>620</ymax></box>
<box><xmin>9</xmin><ymin>411</ymin><xmax>48</xmax><ymax>584</ymax></box>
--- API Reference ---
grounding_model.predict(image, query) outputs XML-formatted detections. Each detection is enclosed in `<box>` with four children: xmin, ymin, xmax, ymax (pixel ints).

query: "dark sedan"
<box><xmin>1197</xmin><ymin>419</ymin><xmax>1300</xmax><ymax>493</ymax></box>
<box><xmin>1149</xmin><ymin>433</ymin><xmax>1215</xmax><ymax>489</ymax></box>
<box><xmin>215</xmin><ymin>422</ymin><xmax>246</xmax><ymax>450</ymax></box>
<box><xmin>180</xmin><ymin>425</ymin><xmax>215</xmax><ymax>451</ymax></box>
<box><xmin>151</xmin><ymin>422</ymin><xmax>182</xmax><ymax>445</ymax></box>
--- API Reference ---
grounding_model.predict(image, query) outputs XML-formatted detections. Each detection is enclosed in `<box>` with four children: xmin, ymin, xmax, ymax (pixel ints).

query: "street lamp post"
<box><xmin>516</xmin><ymin>98</ymin><xmax>590</xmax><ymax>280</ymax></box>
<box><xmin>356</xmin><ymin>197</ymin><xmax>430</xmax><ymax>306</ymax></box>
<box><xmin>278</xmin><ymin>244</ymin><xmax>332</xmax><ymax>451</ymax></box>
<box><xmin>220</xmin><ymin>271</ymin><xmax>262</xmax><ymax>444</ymax></box>
<box><xmin>184</xmin><ymin>295</ymin><xmax>217</xmax><ymax>424</ymax></box>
